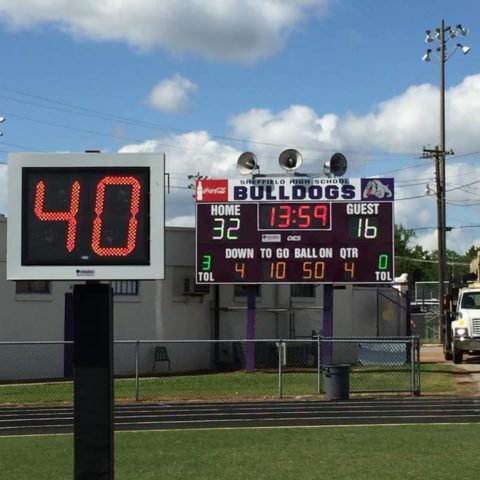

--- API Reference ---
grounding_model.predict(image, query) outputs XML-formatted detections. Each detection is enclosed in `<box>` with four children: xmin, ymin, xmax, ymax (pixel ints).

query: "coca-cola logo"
<box><xmin>203</xmin><ymin>187</ymin><xmax>227</xmax><ymax>194</ymax></box>
<box><xmin>196</xmin><ymin>179</ymin><xmax>229</xmax><ymax>202</ymax></box>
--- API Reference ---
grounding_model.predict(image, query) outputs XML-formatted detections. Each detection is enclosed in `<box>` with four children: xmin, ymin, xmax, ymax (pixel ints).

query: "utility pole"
<box><xmin>422</xmin><ymin>20</ymin><xmax>470</xmax><ymax>353</ymax></box>
<box><xmin>422</xmin><ymin>146</ymin><xmax>452</xmax><ymax>344</ymax></box>
<box><xmin>188</xmin><ymin>172</ymin><xmax>210</xmax><ymax>198</ymax></box>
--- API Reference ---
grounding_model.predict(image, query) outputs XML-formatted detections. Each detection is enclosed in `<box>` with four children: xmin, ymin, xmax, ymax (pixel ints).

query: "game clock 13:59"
<box><xmin>22</xmin><ymin>167</ymin><xmax>150</xmax><ymax>266</ymax></box>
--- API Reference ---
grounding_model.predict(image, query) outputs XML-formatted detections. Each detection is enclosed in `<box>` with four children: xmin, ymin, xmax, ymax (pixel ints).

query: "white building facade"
<box><xmin>0</xmin><ymin>215</ymin><xmax>406</xmax><ymax>379</ymax></box>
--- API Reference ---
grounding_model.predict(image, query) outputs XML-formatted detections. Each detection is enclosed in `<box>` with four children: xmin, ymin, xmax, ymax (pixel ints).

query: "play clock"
<box><xmin>7</xmin><ymin>153</ymin><xmax>165</xmax><ymax>280</ymax></box>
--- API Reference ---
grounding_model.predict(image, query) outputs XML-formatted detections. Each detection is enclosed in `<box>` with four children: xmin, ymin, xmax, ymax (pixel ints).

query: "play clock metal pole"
<box><xmin>73</xmin><ymin>282</ymin><xmax>114</xmax><ymax>480</ymax></box>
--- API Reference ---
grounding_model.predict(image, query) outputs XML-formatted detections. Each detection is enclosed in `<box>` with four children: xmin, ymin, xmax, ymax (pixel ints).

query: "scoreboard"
<box><xmin>196</xmin><ymin>177</ymin><xmax>394</xmax><ymax>284</ymax></box>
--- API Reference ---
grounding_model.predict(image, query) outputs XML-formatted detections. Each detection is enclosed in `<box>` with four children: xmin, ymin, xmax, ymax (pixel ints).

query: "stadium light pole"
<box><xmin>422</xmin><ymin>20</ymin><xmax>470</xmax><ymax>346</ymax></box>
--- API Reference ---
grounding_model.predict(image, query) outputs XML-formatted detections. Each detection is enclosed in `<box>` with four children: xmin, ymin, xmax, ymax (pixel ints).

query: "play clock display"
<box><xmin>22</xmin><ymin>167</ymin><xmax>149</xmax><ymax>265</ymax></box>
<box><xmin>196</xmin><ymin>177</ymin><xmax>394</xmax><ymax>284</ymax></box>
<box><xmin>7</xmin><ymin>153</ymin><xmax>165</xmax><ymax>280</ymax></box>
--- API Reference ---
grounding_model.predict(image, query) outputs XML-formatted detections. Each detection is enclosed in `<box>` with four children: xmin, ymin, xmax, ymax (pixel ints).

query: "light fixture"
<box><xmin>457</xmin><ymin>43</ymin><xmax>471</xmax><ymax>55</ymax></box>
<box><xmin>424</xmin><ymin>30</ymin><xmax>434</xmax><ymax>43</ymax></box>
<box><xmin>457</xmin><ymin>24</ymin><xmax>469</xmax><ymax>36</ymax></box>
<box><xmin>421</xmin><ymin>49</ymin><xmax>432</xmax><ymax>62</ymax></box>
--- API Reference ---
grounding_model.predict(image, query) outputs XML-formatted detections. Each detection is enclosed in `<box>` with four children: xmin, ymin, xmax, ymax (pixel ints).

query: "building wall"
<box><xmin>0</xmin><ymin>218</ymin><xmax>213</xmax><ymax>378</ymax></box>
<box><xmin>0</xmin><ymin>216</ymin><xmax>405</xmax><ymax>379</ymax></box>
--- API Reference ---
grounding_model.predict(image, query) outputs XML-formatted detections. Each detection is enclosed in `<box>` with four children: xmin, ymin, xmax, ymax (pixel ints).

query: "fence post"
<box><xmin>317</xmin><ymin>336</ymin><xmax>322</xmax><ymax>394</ymax></box>
<box><xmin>414</xmin><ymin>336</ymin><xmax>421</xmax><ymax>396</ymax></box>
<box><xmin>135</xmin><ymin>340</ymin><xmax>140</xmax><ymax>402</ymax></box>
<box><xmin>409</xmin><ymin>336</ymin><xmax>420</xmax><ymax>396</ymax></box>
<box><xmin>278</xmin><ymin>341</ymin><xmax>283</xmax><ymax>399</ymax></box>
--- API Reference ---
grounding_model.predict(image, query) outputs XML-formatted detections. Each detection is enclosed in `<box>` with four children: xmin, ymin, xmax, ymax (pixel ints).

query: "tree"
<box><xmin>464</xmin><ymin>245</ymin><xmax>480</xmax><ymax>262</ymax></box>
<box><xmin>394</xmin><ymin>224</ymin><xmax>436</xmax><ymax>290</ymax></box>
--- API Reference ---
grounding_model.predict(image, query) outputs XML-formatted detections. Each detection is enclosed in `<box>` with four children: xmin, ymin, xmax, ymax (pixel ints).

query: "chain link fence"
<box><xmin>0</xmin><ymin>337</ymin><xmax>420</xmax><ymax>405</ymax></box>
<box><xmin>411</xmin><ymin>310</ymin><xmax>440</xmax><ymax>343</ymax></box>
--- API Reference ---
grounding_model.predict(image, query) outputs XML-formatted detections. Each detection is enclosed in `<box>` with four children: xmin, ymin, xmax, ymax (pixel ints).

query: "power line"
<box><xmin>406</xmin><ymin>224</ymin><xmax>480</xmax><ymax>231</ymax></box>
<box><xmin>0</xmin><ymin>85</ymin><xmax>438</xmax><ymax>160</ymax></box>
<box><xmin>395</xmin><ymin>255</ymin><xmax>469</xmax><ymax>266</ymax></box>
<box><xmin>2</xmin><ymin>83</ymin><xmax>480</xmax><ymax>174</ymax></box>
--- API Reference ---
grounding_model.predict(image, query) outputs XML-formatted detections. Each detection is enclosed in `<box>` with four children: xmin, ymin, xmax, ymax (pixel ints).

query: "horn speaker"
<box><xmin>237</xmin><ymin>152</ymin><xmax>258</xmax><ymax>175</ymax></box>
<box><xmin>278</xmin><ymin>149</ymin><xmax>303</xmax><ymax>171</ymax></box>
<box><xmin>324</xmin><ymin>152</ymin><xmax>347</xmax><ymax>177</ymax></box>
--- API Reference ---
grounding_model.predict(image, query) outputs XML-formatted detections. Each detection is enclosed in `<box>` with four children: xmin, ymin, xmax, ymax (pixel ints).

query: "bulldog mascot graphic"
<box><xmin>362</xmin><ymin>179</ymin><xmax>393</xmax><ymax>199</ymax></box>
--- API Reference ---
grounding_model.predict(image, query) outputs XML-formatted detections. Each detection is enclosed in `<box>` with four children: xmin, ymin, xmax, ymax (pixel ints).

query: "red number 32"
<box><xmin>33</xmin><ymin>176</ymin><xmax>141</xmax><ymax>256</ymax></box>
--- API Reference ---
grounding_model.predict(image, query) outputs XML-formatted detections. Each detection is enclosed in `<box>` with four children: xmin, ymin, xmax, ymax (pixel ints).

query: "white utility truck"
<box><xmin>449</xmin><ymin>283</ymin><xmax>480</xmax><ymax>363</ymax></box>
<box><xmin>445</xmin><ymin>251</ymin><xmax>480</xmax><ymax>363</ymax></box>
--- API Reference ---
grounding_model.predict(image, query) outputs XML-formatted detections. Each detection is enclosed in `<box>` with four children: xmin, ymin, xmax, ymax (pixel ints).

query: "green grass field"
<box><xmin>0</xmin><ymin>362</ymin><xmax>473</xmax><ymax>479</ymax></box>
<box><xmin>0</xmin><ymin>363</ymin><xmax>458</xmax><ymax>405</ymax></box>
<box><xmin>1</xmin><ymin>424</ymin><xmax>479</xmax><ymax>480</ymax></box>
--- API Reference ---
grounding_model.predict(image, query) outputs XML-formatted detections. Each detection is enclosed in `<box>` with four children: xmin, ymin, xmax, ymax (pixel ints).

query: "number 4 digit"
<box><xmin>34</xmin><ymin>180</ymin><xmax>81</xmax><ymax>252</ymax></box>
<box><xmin>235</xmin><ymin>262</ymin><xmax>245</xmax><ymax>279</ymax></box>
<box><xmin>344</xmin><ymin>262</ymin><xmax>355</xmax><ymax>279</ymax></box>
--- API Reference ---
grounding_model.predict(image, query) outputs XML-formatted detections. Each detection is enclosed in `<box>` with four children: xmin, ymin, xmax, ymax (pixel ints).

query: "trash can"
<box><xmin>324</xmin><ymin>364</ymin><xmax>350</xmax><ymax>401</ymax></box>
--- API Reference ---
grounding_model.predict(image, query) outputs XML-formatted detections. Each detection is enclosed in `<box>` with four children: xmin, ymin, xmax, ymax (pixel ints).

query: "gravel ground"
<box><xmin>420</xmin><ymin>345</ymin><xmax>445</xmax><ymax>363</ymax></box>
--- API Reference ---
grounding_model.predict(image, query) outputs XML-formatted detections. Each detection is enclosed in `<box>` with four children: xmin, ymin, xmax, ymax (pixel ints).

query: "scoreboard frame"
<box><xmin>195</xmin><ymin>177</ymin><xmax>395</xmax><ymax>285</ymax></box>
<box><xmin>7</xmin><ymin>152</ymin><xmax>165</xmax><ymax>281</ymax></box>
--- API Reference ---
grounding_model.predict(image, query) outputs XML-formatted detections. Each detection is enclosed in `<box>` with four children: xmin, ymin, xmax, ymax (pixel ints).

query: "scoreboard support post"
<box><xmin>73</xmin><ymin>283</ymin><xmax>114</xmax><ymax>480</ymax></box>
<box><xmin>322</xmin><ymin>284</ymin><xmax>333</xmax><ymax>364</ymax></box>
<box><xmin>245</xmin><ymin>286</ymin><xmax>256</xmax><ymax>373</ymax></box>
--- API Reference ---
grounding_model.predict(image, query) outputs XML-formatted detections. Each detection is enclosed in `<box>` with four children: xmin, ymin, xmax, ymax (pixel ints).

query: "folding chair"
<box><xmin>153</xmin><ymin>346</ymin><xmax>171</xmax><ymax>374</ymax></box>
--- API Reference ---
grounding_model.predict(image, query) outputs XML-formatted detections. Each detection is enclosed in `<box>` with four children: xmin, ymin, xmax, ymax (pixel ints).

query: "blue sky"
<box><xmin>0</xmin><ymin>0</ymin><xmax>479</xmax><ymax>254</ymax></box>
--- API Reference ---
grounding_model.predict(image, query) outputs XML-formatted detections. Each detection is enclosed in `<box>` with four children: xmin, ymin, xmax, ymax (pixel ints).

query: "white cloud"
<box><xmin>337</xmin><ymin>75</ymin><xmax>480</xmax><ymax>156</ymax></box>
<box><xmin>0</xmin><ymin>0</ymin><xmax>331</xmax><ymax>61</ymax></box>
<box><xmin>120</xmin><ymin>130</ymin><xmax>240</xmax><ymax>175</ymax></box>
<box><xmin>229</xmin><ymin>74</ymin><xmax>480</xmax><ymax>164</ymax></box>
<box><xmin>2</xmin><ymin>72</ymin><xmax>480</xmax><ymax>253</ymax></box>
<box><xmin>229</xmin><ymin>105</ymin><xmax>339</xmax><ymax>171</ymax></box>
<box><xmin>391</xmin><ymin>161</ymin><xmax>480</xmax><ymax>254</ymax></box>
<box><xmin>147</xmin><ymin>75</ymin><xmax>197</xmax><ymax>113</ymax></box>
<box><xmin>115</xmin><ymin>74</ymin><xmax>480</xmax><ymax>252</ymax></box>
<box><xmin>120</xmin><ymin>131</ymin><xmax>242</xmax><ymax>226</ymax></box>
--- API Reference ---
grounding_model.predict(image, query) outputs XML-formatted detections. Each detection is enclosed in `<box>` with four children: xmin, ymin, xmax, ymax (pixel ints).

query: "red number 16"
<box><xmin>33</xmin><ymin>176</ymin><xmax>141</xmax><ymax>256</ymax></box>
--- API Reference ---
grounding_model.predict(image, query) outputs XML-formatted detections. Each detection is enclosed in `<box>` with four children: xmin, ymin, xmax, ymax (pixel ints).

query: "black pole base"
<box><xmin>73</xmin><ymin>283</ymin><xmax>114</xmax><ymax>480</ymax></box>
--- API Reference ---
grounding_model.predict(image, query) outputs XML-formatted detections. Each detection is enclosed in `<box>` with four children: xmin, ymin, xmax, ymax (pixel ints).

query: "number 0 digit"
<box><xmin>91</xmin><ymin>176</ymin><xmax>141</xmax><ymax>256</ymax></box>
<box><xmin>378</xmin><ymin>254</ymin><xmax>389</xmax><ymax>270</ymax></box>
